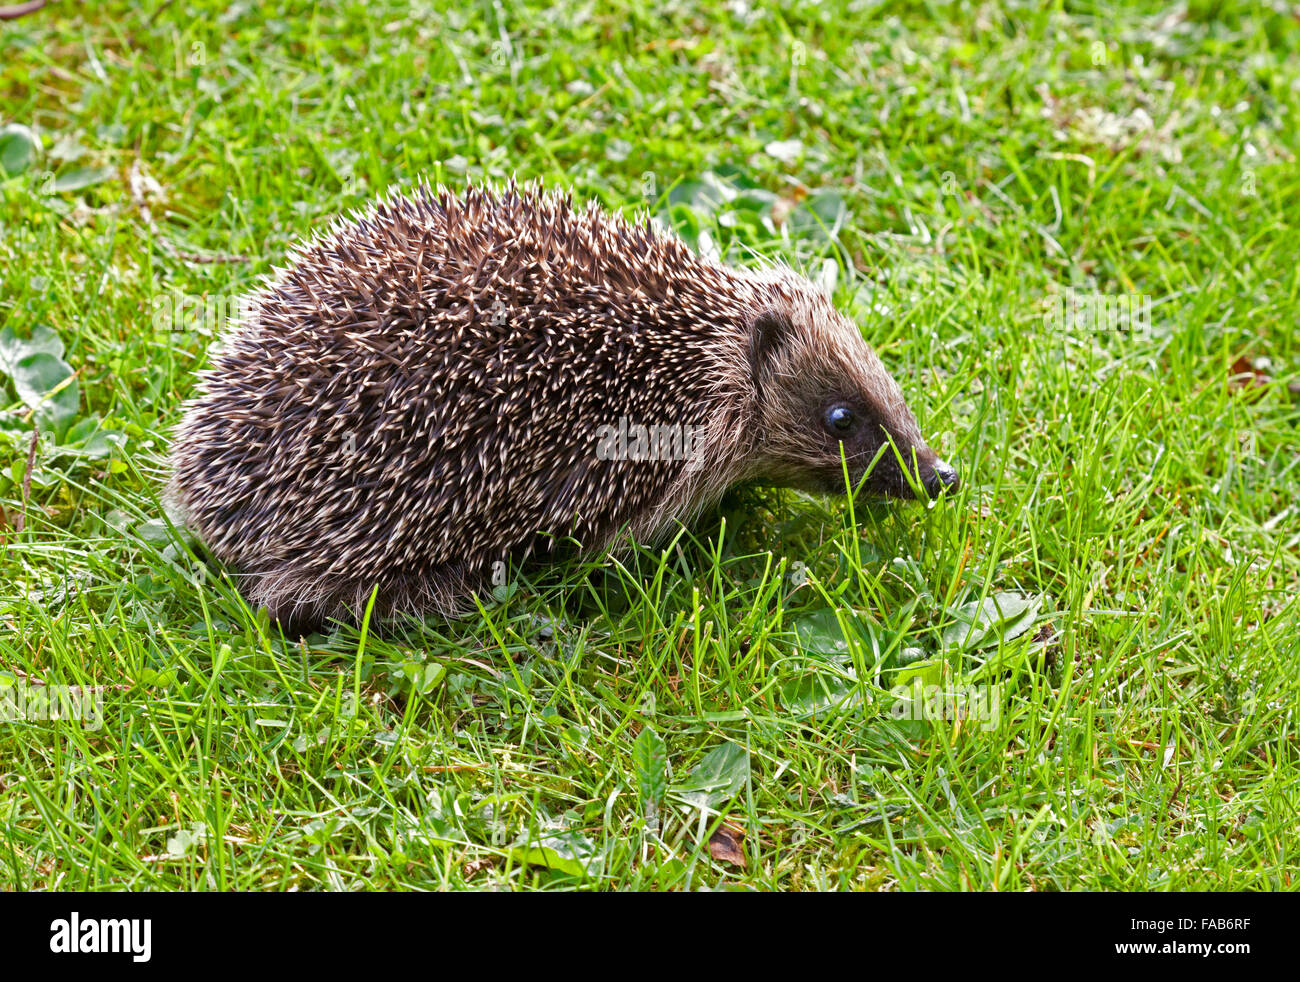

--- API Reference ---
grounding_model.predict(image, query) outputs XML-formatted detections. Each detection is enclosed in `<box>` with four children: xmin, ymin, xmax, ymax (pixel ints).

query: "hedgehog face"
<box><xmin>747</xmin><ymin>302</ymin><xmax>959</xmax><ymax>499</ymax></box>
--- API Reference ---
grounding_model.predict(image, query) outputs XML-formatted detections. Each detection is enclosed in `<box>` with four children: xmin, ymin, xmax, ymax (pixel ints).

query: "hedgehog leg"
<box><xmin>382</xmin><ymin>561</ymin><xmax>483</xmax><ymax>623</ymax></box>
<box><xmin>238</xmin><ymin>565</ymin><xmax>334</xmax><ymax>636</ymax></box>
<box><xmin>264</xmin><ymin>600</ymin><xmax>326</xmax><ymax>638</ymax></box>
<box><xmin>256</xmin><ymin>562</ymin><xmax>485</xmax><ymax>634</ymax></box>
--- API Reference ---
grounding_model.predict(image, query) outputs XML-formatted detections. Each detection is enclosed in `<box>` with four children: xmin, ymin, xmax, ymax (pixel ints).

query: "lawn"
<box><xmin>0</xmin><ymin>0</ymin><xmax>1297</xmax><ymax>890</ymax></box>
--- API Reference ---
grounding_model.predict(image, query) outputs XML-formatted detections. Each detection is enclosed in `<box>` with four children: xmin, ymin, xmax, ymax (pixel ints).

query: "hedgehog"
<box><xmin>167</xmin><ymin>182</ymin><xmax>959</xmax><ymax>632</ymax></box>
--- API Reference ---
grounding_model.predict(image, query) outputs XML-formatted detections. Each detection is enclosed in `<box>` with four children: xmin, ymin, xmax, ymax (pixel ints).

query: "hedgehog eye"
<box><xmin>824</xmin><ymin>405</ymin><xmax>855</xmax><ymax>436</ymax></box>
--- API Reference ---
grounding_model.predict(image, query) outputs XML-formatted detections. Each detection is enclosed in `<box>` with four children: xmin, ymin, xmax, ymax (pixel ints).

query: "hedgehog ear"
<box><xmin>749</xmin><ymin>308</ymin><xmax>794</xmax><ymax>383</ymax></box>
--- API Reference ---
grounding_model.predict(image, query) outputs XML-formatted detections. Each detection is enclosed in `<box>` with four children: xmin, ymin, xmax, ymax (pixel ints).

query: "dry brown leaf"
<box><xmin>708</xmin><ymin>823</ymin><xmax>746</xmax><ymax>868</ymax></box>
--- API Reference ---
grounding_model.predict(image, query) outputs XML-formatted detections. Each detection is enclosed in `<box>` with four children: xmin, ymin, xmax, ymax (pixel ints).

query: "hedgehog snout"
<box><xmin>920</xmin><ymin>457</ymin><xmax>961</xmax><ymax>498</ymax></box>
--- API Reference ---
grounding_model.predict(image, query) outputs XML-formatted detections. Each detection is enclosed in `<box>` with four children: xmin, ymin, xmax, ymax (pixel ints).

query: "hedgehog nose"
<box><xmin>923</xmin><ymin>459</ymin><xmax>960</xmax><ymax>498</ymax></box>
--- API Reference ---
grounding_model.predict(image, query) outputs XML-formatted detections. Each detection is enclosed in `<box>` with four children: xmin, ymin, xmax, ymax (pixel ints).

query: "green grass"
<box><xmin>1</xmin><ymin>0</ymin><xmax>1298</xmax><ymax>890</ymax></box>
